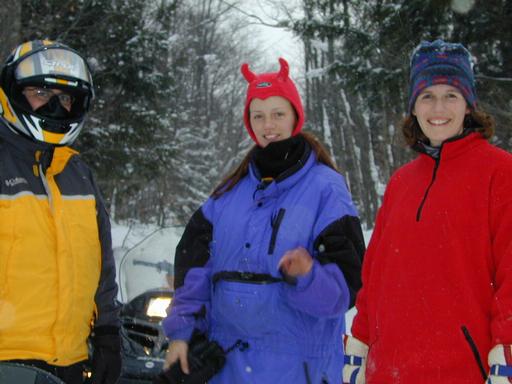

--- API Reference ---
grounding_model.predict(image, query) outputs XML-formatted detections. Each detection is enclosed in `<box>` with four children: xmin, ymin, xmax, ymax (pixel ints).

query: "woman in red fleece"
<box><xmin>343</xmin><ymin>40</ymin><xmax>512</xmax><ymax>384</ymax></box>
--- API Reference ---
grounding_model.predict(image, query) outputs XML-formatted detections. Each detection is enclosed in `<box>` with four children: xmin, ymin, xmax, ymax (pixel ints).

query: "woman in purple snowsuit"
<box><xmin>162</xmin><ymin>58</ymin><xmax>364</xmax><ymax>383</ymax></box>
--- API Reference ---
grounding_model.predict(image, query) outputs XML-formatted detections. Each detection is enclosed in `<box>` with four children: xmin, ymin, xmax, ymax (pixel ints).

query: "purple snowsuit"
<box><xmin>163</xmin><ymin>147</ymin><xmax>364</xmax><ymax>383</ymax></box>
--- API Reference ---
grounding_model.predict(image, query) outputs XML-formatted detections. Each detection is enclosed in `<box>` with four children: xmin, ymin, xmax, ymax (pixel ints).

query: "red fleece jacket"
<box><xmin>352</xmin><ymin>133</ymin><xmax>512</xmax><ymax>383</ymax></box>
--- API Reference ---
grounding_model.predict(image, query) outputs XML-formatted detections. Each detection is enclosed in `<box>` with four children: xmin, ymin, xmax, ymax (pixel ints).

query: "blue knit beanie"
<box><xmin>408</xmin><ymin>39</ymin><xmax>477</xmax><ymax>114</ymax></box>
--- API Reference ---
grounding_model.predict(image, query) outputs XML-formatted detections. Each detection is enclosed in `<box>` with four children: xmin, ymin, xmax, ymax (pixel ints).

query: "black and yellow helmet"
<box><xmin>0</xmin><ymin>39</ymin><xmax>94</xmax><ymax>145</ymax></box>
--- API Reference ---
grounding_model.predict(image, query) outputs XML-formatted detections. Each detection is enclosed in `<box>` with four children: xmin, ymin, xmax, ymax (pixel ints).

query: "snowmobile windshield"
<box><xmin>118</xmin><ymin>227</ymin><xmax>182</xmax><ymax>303</ymax></box>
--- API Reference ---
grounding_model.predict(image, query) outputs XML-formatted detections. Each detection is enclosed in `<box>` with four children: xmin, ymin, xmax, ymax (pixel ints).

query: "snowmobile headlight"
<box><xmin>146</xmin><ymin>297</ymin><xmax>172</xmax><ymax>318</ymax></box>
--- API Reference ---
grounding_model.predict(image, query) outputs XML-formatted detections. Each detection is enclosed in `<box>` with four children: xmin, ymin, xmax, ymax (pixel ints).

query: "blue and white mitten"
<box><xmin>343</xmin><ymin>335</ymin><xmax>368</xmax><ymax>384</ymax></box>
<box><xmin>487</xmin><ymin>344</ymin><xmax>512</xmax><ymax>383</ymax></box>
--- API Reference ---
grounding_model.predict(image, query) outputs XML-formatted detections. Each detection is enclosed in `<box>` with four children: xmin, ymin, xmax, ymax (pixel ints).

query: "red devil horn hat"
<box><xmin>241</xmin><ymin>58</ymin><xmax>304</xmax><ymax>145</ymax></box>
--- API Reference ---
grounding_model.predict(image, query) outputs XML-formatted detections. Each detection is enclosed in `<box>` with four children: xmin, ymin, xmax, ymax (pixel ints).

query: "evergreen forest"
<box><xmin>1</xmin><ymin>0</ymin><xmax>510</xmax><ymax>228</ymax></box>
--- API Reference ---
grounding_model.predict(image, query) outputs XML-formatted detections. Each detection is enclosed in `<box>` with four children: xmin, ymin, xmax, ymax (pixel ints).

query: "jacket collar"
<box><xmin>0</xmin><ymin>119</ymin><xmax>51</xmax><ymax>154</ymax></box>
<box><xmin>416</xmin><ymin>132</ymin><xmax>486</xmax><ymax>161</ymax></box>
<box><xmin>0</xmin><ymin>119</ymin><xmax>77</xmax><ymax>174</ymax></box>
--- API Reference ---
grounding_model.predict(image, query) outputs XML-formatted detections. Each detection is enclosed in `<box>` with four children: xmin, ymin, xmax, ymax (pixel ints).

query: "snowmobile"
<box><xmin>0</xmin><ymin>362</ymin><xmax>65</xmax><ymax>384</ymax></box>
<box><xmin>116</xmin><ymin>227</ymin><xmax>179</xmax><ymax>384</ymax></box>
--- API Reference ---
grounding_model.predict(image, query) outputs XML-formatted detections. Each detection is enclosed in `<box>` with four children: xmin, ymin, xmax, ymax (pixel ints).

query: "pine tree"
<box><xmin>289</xmin><ymin>0</ymin><xmax>512</xmax><ymax>228</ymax></box>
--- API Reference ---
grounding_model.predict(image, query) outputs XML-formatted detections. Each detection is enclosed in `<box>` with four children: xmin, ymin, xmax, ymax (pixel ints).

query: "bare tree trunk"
<box><xmin>0</xmin><ymin>2</ymin><xmax>21</xmax><ymax>60</ymax></box>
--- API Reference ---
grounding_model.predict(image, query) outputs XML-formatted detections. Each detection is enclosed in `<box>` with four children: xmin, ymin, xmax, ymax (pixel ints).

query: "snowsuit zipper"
<box><xmin>416</xmin><ymin>156</ymin><xmax>440</xmax><ymax>221</ymax></box>
<box><xmin>303</xmin><ymin>362</ymin><xmax>312</xmax><ymax>384</ymax></box>
<box><xmin>268</xmin><ymin>208</ymin><xmax>286</xmax><ymax>254</ymax></box>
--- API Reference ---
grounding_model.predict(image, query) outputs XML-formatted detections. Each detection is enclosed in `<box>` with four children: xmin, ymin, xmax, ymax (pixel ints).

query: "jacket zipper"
<box><xmin>303</xmin><ymin>362</ymin><xmax>312</xmax><ymax>384</ymax></box>
<box><xmin>268</xmin><ymin>208</ymin><xmax>286</xmax><ymax>255</ymax></box>
<box><xmin>416</xmin><ymin>157</ymin><xmax>440</xmax><ymax>221</ymax></box>
<box><xmin>39</xmin><ymin>164</ymin><xmax>55</xmax><ymax>213</ymax></box>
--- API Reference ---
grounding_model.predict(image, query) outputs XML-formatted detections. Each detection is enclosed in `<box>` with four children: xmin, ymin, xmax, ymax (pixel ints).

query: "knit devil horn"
<box><xmin>241</xmin><ymin>63</ymin><xmax>256</xmax><ymax>83</ymax></box>
<box><xmin>277</xmin><ymin>58</ymin><xmax>289</xmax><ymax>80</ymax></box>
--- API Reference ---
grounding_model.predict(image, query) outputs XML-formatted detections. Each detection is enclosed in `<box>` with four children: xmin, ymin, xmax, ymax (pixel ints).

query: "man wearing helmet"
<box><xmin>0</xmin><ymin>39</ymin><xmax>94</xmax><ymax>144</ymax></box>
<box><xmin>0</xmin><ymin>40</ymin><xmax>121</xmax><ymax>384</ymax></box>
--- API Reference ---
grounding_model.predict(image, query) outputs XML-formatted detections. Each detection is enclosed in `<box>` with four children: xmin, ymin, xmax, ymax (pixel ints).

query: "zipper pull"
<box><xmin>33</xmin><ymin>150</ymin><xmax>41</xmax><ymax>176</ymax></box>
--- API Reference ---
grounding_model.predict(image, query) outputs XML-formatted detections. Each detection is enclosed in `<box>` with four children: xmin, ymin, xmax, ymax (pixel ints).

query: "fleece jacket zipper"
<box><xmin>416</xmin><ymin>156</ymin><xmax>441</xmax><ymax>222</ymax></box>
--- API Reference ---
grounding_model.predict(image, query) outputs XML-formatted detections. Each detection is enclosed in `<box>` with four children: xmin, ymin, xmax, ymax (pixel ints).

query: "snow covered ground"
<box><xmin>111</xmin><ymin>222</ymin><xmax>372</xmax><ymax>334</ymax></box>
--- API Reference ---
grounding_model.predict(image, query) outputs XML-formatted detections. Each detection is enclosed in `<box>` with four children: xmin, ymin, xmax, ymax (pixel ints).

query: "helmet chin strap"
<box><xmin>35</xmin><ymin>95</ymin><xmax>71</xmax><ymax>119</ymax></box>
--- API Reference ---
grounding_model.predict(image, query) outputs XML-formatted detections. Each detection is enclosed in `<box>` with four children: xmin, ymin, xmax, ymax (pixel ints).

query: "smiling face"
<box><xmin>413</xmin><ymin>84</ymin><xmax>470</xmax><ymax>147</ymax></box>
<box><xmin>249</xmin><ymin>96</ymin><xmax>297</xmax><ymax>147</ymax></box>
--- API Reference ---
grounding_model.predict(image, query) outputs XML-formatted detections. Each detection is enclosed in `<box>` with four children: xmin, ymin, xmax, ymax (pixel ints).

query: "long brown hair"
<box><xmin>402</xmin><ymin>108</ymin><xmax>495</xmax><ymax>147</ymax></box>
<box><xmin>211</xmin><ymin>131</ymin><xmax>338</xmax><ymax>199</ymax></box>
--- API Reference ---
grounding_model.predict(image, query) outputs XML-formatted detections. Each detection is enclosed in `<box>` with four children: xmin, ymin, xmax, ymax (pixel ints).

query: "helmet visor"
<box><xmin>14</xmin><ymin>48</ymin><xmax>92</xmax><ymax>85</ymax></box>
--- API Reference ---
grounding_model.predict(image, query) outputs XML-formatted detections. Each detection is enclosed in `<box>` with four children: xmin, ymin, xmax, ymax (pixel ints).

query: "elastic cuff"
<box><xmin>92</xmin><ymin>325</ymin><xmax>120</xmax><ymax>337</ymax></box>
<box><xmin>169</xmin><ymin>326</ymin><xmax>195</xmax><ymax>342</ymax></box>
<box><xmin>489</xmin><ymin>364</ymin><xmax>512</xmax><ymax>377</ymax></box>
<box><xmin>294</xmin><ymin>260</ymin><xmax>317</xmax><ymax>291</ymax></box>
<box><xmin>92</xmin><ymin>333</ymin><xmax>121</xmax><ymax>351</ymax></box>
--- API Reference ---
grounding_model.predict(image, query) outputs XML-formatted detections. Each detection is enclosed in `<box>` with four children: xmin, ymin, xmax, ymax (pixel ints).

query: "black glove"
<box><xmin>90</xmin><ymin>326</ymin><xmax>122</xmax><ymax>384</ymax></box>
<box><xmin>153</xmin><ymin>331</ymin><xmax>226</xmax><ymax>384</ymax></box>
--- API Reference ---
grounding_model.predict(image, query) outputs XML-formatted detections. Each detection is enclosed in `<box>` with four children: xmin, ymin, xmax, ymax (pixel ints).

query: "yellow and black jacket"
<box><xmin>0</xmin><ymin>120</ymin><xmax>119</xmax><ymax>366</ymax></box>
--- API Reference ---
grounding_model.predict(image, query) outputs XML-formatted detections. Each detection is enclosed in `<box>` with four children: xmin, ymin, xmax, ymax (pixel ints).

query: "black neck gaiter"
<box><xmin>253</xmin><ymin>134</ymin><xmax>306</xmax><ymax>179</ymax></box>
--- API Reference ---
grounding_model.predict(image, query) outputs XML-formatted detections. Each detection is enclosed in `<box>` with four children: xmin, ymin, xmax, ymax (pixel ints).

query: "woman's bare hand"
<box><xmin>163</xmin><ymin>340</ymin><xmax>189</xmax><ymax>374</ymax></box>
<box><xmin>278</xmin><ymin>247</ymin><xmax>313</xmax><ymax>277</ymax></box>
